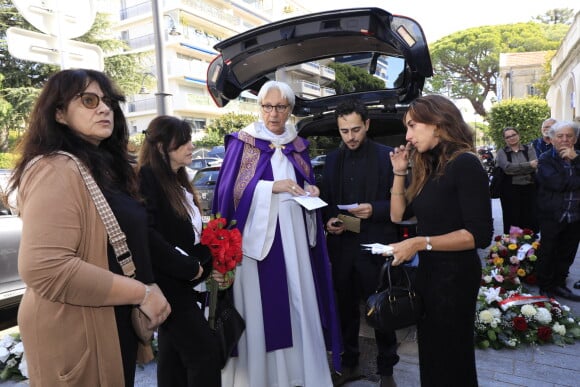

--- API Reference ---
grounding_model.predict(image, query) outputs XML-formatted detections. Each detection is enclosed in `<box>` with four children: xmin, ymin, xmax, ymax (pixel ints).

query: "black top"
<box><xmin>105</xmin><ymin>189</ymin><xmax>153</xmax><ymax>387</ymax></box>
<box><xmin>412</xmin><ymin>150</ymin><xmax>492</xmax><ymax>250</ymax></box>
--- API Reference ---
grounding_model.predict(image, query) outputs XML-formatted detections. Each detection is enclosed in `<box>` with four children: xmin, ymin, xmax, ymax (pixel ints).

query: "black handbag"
<box><xmin>212</xmin><ymin>289</ymin><xmax>246</xmax><ymax>369</ymax></box>
<box><xmin>365</xmin><ymin>259</ymin><xmax>423</xmax><ymax>332</ymax></box>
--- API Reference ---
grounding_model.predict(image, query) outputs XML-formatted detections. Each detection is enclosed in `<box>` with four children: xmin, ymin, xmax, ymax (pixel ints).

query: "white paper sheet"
<box><xmin>292</xmin><ymin>195</ymin><xmax>328</xmax><ymax>210</ymax></box>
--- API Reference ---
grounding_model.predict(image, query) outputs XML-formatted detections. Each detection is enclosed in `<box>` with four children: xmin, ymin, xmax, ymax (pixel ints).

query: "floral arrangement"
<box><xmin>200</xmin><ymin>214</ymin><xmax>243</xmax><ymax>329</ymax></box>
<box><xmin>475</xmin><ymin>225</ymin><xmax>580</xmax><ymax>349</ymax></box>
<box><xmin>482</xmin><ymin>226</ymin><xmax>539</xmax><ymax>290</ymax></box>
<box><xmin>0</xmin><ymin>332</ymin><xmax>27</xmax><ymax>380</ymax></box>
<box><xmin>475</xmin><ymin>288</ymin><xmax>580</xmax><ymax>349</ymax></box>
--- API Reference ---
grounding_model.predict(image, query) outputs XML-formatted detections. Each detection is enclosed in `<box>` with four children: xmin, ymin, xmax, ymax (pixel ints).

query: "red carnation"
<box><xmin>512</xmin><ymin>317</ymin><xmax>528</xmax><ymax>331</ymax></box>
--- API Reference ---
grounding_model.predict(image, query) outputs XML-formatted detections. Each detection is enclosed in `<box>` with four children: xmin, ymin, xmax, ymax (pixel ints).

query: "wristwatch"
<box><xmin>425</xmin><ymin>236</ymin><xmax>433</xmax><ymax>251</ymax></box>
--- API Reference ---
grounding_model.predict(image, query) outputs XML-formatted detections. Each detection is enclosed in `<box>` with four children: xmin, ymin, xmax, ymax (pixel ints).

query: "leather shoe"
<box><xmin>380</xmin><ymin>374</ymin><xmax>397</xmax><ymax>387</ymax></box>
<box><xmin>331</xmin><ymin>365</ymin><xmax>362</xmax><ymax>386</ymax></box>
<box><xmin>552</xmin><ymin>286</ymin><xmax>580</xmax><ymax>302</ymax></box>
<box><xmin>574</xmin><ymin>280</ymin><xmax>580</xmax><ymax>290</ymax></box>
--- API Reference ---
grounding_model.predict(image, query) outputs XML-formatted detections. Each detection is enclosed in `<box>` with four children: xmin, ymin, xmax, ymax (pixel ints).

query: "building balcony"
<box><xmin>127</xmin><ymin>98</ymin><xmax>157</xmax><ymax>113</ymax></box>
<box><xmin>286</xmin><ymin>62</ymin><xmax>321</xmax><ymax>78</ymax></box>
<box><xmin>321</xmin><ymin>87</ymin><xmax>336</xmax><ymax>97</ymax></box>
<box><xmin>320</xmin><ymin>65</ymin><xmax>335</xmax><ymax>81</ymax></box>
<box><xmin>180</xmin><ymin>0</ymin><xmax>244</xmax><ymax>33</ymax></box>
<box><xmin>292</xmin><ymin>80</ymin><xmax>321</xmax><ymax>98</ymax></box>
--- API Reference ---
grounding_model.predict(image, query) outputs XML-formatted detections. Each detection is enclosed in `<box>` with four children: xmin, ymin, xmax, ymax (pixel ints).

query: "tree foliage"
<box><xmin>198</xmin><ymin>112</ymin><xmax>257</xmax><ymax>147</ymax></box>
<box><xmin>533</xmin><ymin>8</ymin><xmax>576</xmax><ymax>25</ymax></box>
<box><xmin>428</xmin><ymin>21</ymin><xmax>569</xmax><ymax>116</ymax></box>
<box><xmin>329</xmin><ymin>62</ymin><xmax>385</xmax><ymax>93</ymax></box>
<box><xmin>0</xmin><ymin>0</ymin><xmax>147</xmax><ymax>151</ymax></box>
<box><xmin>487</xmin><ymin>98</ymin><xmax>551</xmax><ymax>148</ymax></box>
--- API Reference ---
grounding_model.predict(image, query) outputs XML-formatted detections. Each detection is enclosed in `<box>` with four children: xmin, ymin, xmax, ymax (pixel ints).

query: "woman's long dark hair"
<box><xmin>7</xmin><ymin>69</ymin><xmax>137</xmax><ymax>198</ymax></box>
<box><xmin>138</xmin><ymin>115</ymin><xmax>198</xmax><ymax>219</ymax></box>
<box><xmin>405</xmin><ymin>95</ymin><xmax>475</xmax><ymax>199</ymax></box>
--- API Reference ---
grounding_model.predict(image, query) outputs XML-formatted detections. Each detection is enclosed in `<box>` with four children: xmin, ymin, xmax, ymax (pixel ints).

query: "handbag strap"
<box><xmin>26</xmin><ymin>151</ymin><xmax>136</xmax><ymax>278</ymax></box>
<box><xmin>375</xmin><ymin>258</ymin><xmax>413</xmax><ymax>293</ymax></box>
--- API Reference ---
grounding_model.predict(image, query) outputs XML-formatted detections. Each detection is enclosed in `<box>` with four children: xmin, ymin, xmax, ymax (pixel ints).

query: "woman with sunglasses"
<box><xmin>496</xmin><ymin>127</ymin><xmax>538</xmax><ymax>234</ymax></box>
<box><xmin>5</xmin><ymin>69</ymin><xmax>171</xmax><ymax>386</ymax></box>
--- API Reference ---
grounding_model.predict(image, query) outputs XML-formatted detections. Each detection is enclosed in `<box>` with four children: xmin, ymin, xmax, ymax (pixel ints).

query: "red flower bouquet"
<box><xmin>200</xmin><ymin>214</ymin><xmax>243</xmax><ymax>329</ymax></box>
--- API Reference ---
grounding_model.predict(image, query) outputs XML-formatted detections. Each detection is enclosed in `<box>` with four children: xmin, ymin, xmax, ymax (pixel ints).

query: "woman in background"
<box><xmin>496</xmin><ymin>127</ymin><xmax>538</xmax><ymax>234</ymax></box>
<box><xmin>138</xmin><ymin>115</ymin><xmax>220</xmax><ymax>387</ymax></box>
<box><xmin>389</xmin><ymin>95</ymin><xmax>492</xmax><ymax>386</ymax></box>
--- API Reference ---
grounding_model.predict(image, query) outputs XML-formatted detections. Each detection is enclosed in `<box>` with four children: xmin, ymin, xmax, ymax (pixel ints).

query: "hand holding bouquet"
<box><xmin>200</xmin><ymin>214</ymin><xmax>243</xmax><ymax>329</ymax></box>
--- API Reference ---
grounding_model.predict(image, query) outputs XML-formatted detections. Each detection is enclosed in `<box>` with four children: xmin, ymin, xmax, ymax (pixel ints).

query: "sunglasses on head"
<box><xmin>77</xmin><ymin>92</ymin><xmax>113</xmax><ymax>109</ymax></box>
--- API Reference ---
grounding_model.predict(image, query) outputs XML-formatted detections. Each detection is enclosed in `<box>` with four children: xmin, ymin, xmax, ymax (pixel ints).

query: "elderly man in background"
<box><xmin>535</xmin><ymin>120</ymin><xmax>580</xmax><ymax>300</ymax></box>
<box><xmin>532</xmin><ymin>118</ymin><xmax>556</xmax><ymax>158</ymax></box>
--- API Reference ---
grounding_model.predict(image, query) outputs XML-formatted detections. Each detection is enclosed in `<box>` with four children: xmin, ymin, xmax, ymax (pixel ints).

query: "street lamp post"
<box><xmin>152</xmin><ymin>0</ymin><xmax>171</xmax><ymax>116</ymax></box>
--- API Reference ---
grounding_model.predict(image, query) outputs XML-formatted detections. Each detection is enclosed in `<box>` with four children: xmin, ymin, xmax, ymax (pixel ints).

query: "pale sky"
<box><xmin>301</xmin><ymin>0</ymin><xmax>579</xmax><ymax>43</ymax></box>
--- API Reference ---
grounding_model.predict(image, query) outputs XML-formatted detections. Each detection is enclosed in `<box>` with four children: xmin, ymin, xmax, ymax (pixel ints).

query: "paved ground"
<box><xmin>2</xmin><ymin>199</ymin><xmax>579</xmax><ymax>386</ymax></box>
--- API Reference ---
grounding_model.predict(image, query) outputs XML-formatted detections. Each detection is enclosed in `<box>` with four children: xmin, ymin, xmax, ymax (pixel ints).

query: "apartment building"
<box><xmin>547</xmin><ymin>11</ymin><xmax>580</xmax><ymax>121</ymax></box>
<box><xmin>113</xmin><ymin>0</ymin><xmax>315</xmax><ymax>139</ymax></box>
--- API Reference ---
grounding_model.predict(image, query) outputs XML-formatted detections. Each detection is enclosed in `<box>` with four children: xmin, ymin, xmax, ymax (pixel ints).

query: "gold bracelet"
<box><xmin>393</xmin><ymin>170</ymin><xmax>408</xmax><ymax>176</ymax></box>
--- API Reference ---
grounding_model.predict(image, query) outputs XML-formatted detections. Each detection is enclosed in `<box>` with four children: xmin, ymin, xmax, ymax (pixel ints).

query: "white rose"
<box><xmin>552</xmin><ymin>322</ymin><xmax>566</xmax><ymax>336</ymax></box>
<box><xmin>535</xmin><ymin>308</ymin><xmax>552</xmax><ymax>324</ymax></box>
<box><xmin>0</xmin><ymin>335</ymin><xmax>14</xmax><ymax>348</ymax></box>
<box><xmin>483</xmin><ymin>275</ymin><xmax>492</xmax><ymax>284</ymax></box>
<box><xmin>19</xmin><ymin>354</ymin><xmax>28</xmax><ymax>379</ymax></box>
<box><xmin>479</xmin><ymin>309</ymin><xmax>494</xmax><ymax>324</ymax></box>
<box><xmin>521</xmin><ymin>304</ymin><xmax>536</xmax><ymax>317</ymax></box>
<box><xmin>0</xmin><ymin>346</ymin><xmax>9</xmax><ymax>363</ymax></box>
<box><xmin>11</xmin><ymin>341</ymin><xmax>24</xmax><ymax>356</ymax></box>
<box><xmin>490</xmin><ymin>308</ymin><xmax>502</xmax><ymax>318</ymax></box>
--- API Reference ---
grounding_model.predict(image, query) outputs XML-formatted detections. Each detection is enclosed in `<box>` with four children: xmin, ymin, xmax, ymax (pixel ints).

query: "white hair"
<box><xmin>257</xmin><ymin>81</ymin><xmax>295</xmax><ymax>108</ymax></box>
<box><xmin>548</xmin><ymin>120</ymin><xmax>580</xmax><ymax>139</ymax></box>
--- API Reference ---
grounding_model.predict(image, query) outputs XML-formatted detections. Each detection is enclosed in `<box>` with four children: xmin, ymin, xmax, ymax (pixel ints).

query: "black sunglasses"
<box><xmin>77</xmin><ymin>92</ymin><xmax>114</xmax><ymax>109</ymax></box>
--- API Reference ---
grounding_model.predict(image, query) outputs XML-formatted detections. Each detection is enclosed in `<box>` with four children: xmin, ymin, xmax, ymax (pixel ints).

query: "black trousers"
<box><xmin>537</xmin><ymin>218</ymin><xmax>580</xmax><ymax>290</ymax></box>
<box><xmin>333</xmin><ymin>252</ymin><xmax>399</xmax><ymax>375</ymax></box>
<box><xmin>156</xmin><ymin>303</ymin><xmax>221</xmax><ymax>387</ymax></box>
<box><xmin>499</xmin><ymin>183</ymin><xmax>538</xmax><ymax>234</ymax></box>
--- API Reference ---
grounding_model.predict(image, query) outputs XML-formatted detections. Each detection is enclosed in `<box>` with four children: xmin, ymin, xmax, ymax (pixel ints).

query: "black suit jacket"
<box><xmin>139</xmin><ymin>166</ymin><xmax>214</xmax><ymax>360</ymax></box>
<box><xmin>320</xmin><ymin>140</ymin><xmax>399</xmax><ymax>288</ymax></box>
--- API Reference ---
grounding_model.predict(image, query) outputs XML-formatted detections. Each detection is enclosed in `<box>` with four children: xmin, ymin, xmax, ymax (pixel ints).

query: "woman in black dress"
<box><xmin>138</xmin><ymin>116</ymin><xmax>220</xmax><ymax>387</ymax></box>
<box><xmin>389</xmin><ymin>95</ymin><xmax>493</xmax><ymax>386</ymax></box>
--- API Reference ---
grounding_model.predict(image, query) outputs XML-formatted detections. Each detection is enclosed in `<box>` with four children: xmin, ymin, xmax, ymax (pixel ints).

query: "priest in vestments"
<box><xmin>212</xmin><ymin>81</ymin><xmax>342</xmax><ymax>387</ymax></box>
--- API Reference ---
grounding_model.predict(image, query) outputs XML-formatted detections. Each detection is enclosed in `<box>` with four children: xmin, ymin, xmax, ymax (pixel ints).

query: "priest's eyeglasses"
<box><xmin>261</xmin><ymin>104</ymin><xmax>289</xmax><ymax>113</ymax></box>
<box><xmin>77</xmin><ymin>92</ymin><xmax>114</xmax><ymax>109</ymax></box>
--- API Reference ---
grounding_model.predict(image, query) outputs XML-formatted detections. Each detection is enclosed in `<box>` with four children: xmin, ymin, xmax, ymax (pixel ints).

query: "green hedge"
<box><xmin>487</xmin><ymin>98</ymin><xmax>551</xmax><ymax>149</ymax></box>
<box><xmin>0</xmin><ymin>153</ymin><xmax>16</xmax><ymax>169</ymax></box>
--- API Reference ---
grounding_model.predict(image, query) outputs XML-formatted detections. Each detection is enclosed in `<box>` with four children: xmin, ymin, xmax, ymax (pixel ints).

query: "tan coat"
<box><xmin>17</xmin><ymin>155</ymin><xmax>123</xmax><ymax>386</ymax></box>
